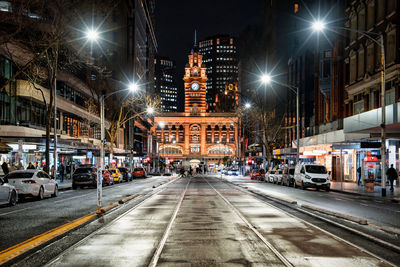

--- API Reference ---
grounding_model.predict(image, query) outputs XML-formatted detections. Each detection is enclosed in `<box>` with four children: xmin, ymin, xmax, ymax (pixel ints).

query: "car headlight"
<box><xmin>305</xmin><ymin>175</ymin><xmax>311</xmax><ymax>179</ymax></box>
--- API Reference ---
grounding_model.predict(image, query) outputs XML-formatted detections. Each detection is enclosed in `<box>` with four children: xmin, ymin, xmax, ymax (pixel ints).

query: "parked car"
<box><xmin>294</xmin><ymin>164</ymin><xmax>330</xmax><ymax>191</ymax></box>
<box><xmin>266</xmin><ymin>169</ymin><xmax>276</xmax><ymax>183</ymax></box>
<box><xmin>6</xmin><ymin>170</ymin><xmax>58</xmax><ymax>200</ymax></box>
<box><xmin>281</xmin><ymin>167</ymin><xmax>295</xmax><ymax>186</ymax></box>
<box><xmin>221</xmin><ymin>168</ymin><xmax>229</xmax><ymax>175</ymax></box>
<box><xmin>118</xmin><ymin>167</ymin><xmax>132</xmax><ymax>182</ymax></box>
<box><xmin>109</xmin><ymin>168</ymin><xmax>123</xmax><ymax>183</ymax></box>
<box><xmin>250</xmin><ymin>169</ymin><xmax>262</xmax><ymax>180</ymax></box>
<box><xmin>73</xmin><ymin>167</ymin><xmax>98</xmax><ymax>189</ymax></box>
<box><xmin>273</xmin><ymin>169</ymin><xmax>284</xmax><ymax>184</ymax></box>
<box><xmin>0</xmin><ymin>177</ymin><xmax>17</xmax><ymax>206</ymax></box>
<box><xmin>228</xmin><ymin>168</ymin><xmax>240</xmax><ymax>176</ymax></box>
<box><xmin>102</xmin><ymin>169</ymin><xmax>113</xmax><ymax>186</ymax></box>
<box><xmin>132</xmin><ymin>167</ymin><xmax>146</xmax><ymax>178</ymax></box>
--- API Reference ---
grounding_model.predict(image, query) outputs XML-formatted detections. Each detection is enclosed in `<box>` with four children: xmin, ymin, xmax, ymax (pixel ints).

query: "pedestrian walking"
<box><xmin>386</xmin><ymin>164</ymin><xmax>398</xmax><ymax>192</ymax></box>
<box><xmin>357</xmin><ymin>166</ymin><xmax>362</xmax><ymax>185</ymax></box>
<box><xmin>51</xmin><ymin>165</ymin><xmax>55</xmax><ymax>178</ymax></box>
<box><xmin>59</xmin><ymin>163</ymin><xmax>65</xmax><ymax>182</ymax></box>
<box><xmin>1</xmin><ymin>161</ymin><xmax>9</xmax><ymax>175</ymax></box>
<box><xmin>27</xmin><ymin>162</ymin><xmax>35</xmax><ymax>169</ymax></box>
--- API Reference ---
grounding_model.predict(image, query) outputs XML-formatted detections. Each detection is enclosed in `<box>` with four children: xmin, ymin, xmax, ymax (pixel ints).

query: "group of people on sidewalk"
<box><xmin>357</xmin><ymin>164</ymin><xmax>398</xmax><ymax>192</ymax></box>
<box><xmin>1</xmin><ymin>161</ymin><xmax>74</xmax><ymax>182</ymax></box>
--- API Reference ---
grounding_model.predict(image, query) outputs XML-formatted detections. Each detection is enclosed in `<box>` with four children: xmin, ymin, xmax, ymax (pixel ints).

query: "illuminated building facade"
<box><xmin>153</xmin><ymin>46</ymin><xmax>240</xmax><ymax>164</ymax></box>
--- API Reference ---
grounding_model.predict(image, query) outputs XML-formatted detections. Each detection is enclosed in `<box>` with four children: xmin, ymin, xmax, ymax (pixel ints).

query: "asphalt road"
<box><xmin>44</xmin><ymin>176</ymin><xmax>394</xmax><ymax>266</ymax></box>
<box><xmin>223</xmin><ymin>175</ymin><xmax>400</xmax><ymax>229</ymax></box>
<box><xmin>0</xmin><ymin>175</ymin><xmax>173</xmax><ymax>251</ymax></box>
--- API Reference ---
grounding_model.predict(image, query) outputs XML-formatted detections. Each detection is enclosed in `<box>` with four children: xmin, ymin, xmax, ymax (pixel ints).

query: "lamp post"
<box><xmin>312</xmin><ymin>20</ymin><xmax>387</xmax><ymax>196</ymax></box>
<box><xmin>242</xmin><ymin>103</ymin><xmax>251</xmax><ymax>175</ymax></box>
<box><xmin>97</xmin><ymin>82</ymin><xmax>138</xmax><ymax>213</ymax></box>
<box><xmin>261</xmin><ymin>74</ymin><xmax>300</xmax><ymax>166</ymax></box>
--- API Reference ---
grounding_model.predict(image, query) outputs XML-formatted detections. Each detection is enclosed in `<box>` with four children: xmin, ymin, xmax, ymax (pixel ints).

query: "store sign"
<box><xmin>329</xmin><ymin>151</ymin><xmax>348</xmax><ymax>155</ymax></box>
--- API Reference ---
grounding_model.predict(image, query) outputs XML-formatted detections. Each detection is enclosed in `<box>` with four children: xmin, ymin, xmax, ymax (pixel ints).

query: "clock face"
<box><xmin>191</xmin><ymin>82</ymin><xmax>200</xmax><ymax>91</ymax></box>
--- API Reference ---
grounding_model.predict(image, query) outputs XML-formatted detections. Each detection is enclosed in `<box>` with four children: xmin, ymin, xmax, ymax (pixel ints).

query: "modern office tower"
<box><xmin>154</xmin><ymin>56</ymin><xmax>178</xmax><ymax>112</ymax></box>
<box><xmin>199</xmin><ymin>35</ymin><xmax>238</xmax><ymax>112</ymax></box>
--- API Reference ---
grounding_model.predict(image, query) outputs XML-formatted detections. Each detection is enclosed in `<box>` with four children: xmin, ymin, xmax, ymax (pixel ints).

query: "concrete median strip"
<box><xmin>0</xmin><ymin>214</ymin><xmax>95</xmax><ymax>265</ymax></box>
<box><xmin>118</xmin><ymin>194</ymin><xmax>139</xmax><ymax>204</ymax></box>
<box><xmin>299</xmin><ymin>203</ymin><xmax>368</xmax><ymax>225</ymax></box>
<box><xmin>98</xmin><ymin>203</ymin><xmax>119</xmax><ymax>214</ymax></box>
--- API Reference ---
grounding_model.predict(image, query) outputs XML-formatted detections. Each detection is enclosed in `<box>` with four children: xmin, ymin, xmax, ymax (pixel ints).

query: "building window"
<box><xmin>354</xmin><ymin>101</ymin><xmax>364</xmax><ymax>115</ymax></box>
<box><xmin>386</xmin><ymin>30</ymin><xmax>396</xmax><ymax>64</ymax></box>
<box><xmin>376</xmin><ymin>0</ymin><xmax>385</xmax><ymax>22</ymax></box>
<box><xmin>358</xmin><ymin>7</ymin><xmax>365</xmax><ymax>32</ymax></box>
<box><xmin>366</xmin><ymin>43</ymin><xmax>374</xmax><ymax>74</ymax></box>
<box><xmin>350</xmin><ymin>53</ymin><xmax>357</xmax><ymax>83</ymax></box>
<box><xmin>367</xmin><ymin>1</ymin><xmax>375</xmax><ymax>29</ymax></box>
<box><xmin>357</xmin><ymin>48</ymin><xmax>364</xmax><ymax>79</ymax></box>
<box><xmin>350</xmin><ymin>14</ymin><xmax>357</xmax><ymax>42</ymax></box>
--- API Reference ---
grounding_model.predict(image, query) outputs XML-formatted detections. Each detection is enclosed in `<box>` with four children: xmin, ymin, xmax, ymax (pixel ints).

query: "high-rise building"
<box><xmin>154</xmin><ymin>56</ymin><xmax>178</xmax><ymax>112</ymax></box>
<box><xmin>199</xmin><ymin>35</ymin><xmax>238</xmax><ymax>112</ymax></box>
<box><xmin>0</xmin><ymin>0</ymin><xmax>157</xmax><ymax>169</ymax></box>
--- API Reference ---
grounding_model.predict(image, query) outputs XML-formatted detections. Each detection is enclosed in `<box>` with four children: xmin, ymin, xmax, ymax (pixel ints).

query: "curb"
<box><xmin>98</xmin><ymin>203</ymin><xmax>118</xmax><ymax>214</ymax></box>
<box><xmin>119</xmin><ymin>194</ymin><xmax>139</xmax><ymax>204</ymax></box>
<box><xmin>299</xmin><ymin>203</ymin><xmax>368</xmax><ymax>225</ymax></box>
<box><xmin>330</xmin><ymin>188</ymin><xmax>399</xmax><ymax>203</ymax></box>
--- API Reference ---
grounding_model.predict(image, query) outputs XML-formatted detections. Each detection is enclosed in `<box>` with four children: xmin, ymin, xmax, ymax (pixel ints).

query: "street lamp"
<box><xmin>312</xmin><ymin>20</ymin><xmax>388</xmax><ymax>196</ymax></box>
<box><xmin>86</xmin><ymin>29</ymin><xmax>100</xmax><ymax>42</ymax></box>
<box><xmin>261</xmin><ymin>74</ymin><xmax>300</xmax><ymax>166</ymax></box>
<box><xmin>242</xmin><ymin>103</ymin><xmax>251</xmax><ymax>175</ymax></box>
<box><xmin>146</xmin><ymin>106</ymin><xmax>154</xmax><ymax>115</ymax></box>
<box><xmin>97</xmin><ymin>82</ymin><xmax>138</xmax><ymax>213</ymax></box>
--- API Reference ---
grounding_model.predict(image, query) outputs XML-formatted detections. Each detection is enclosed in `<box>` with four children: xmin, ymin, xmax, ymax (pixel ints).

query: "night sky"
<box><xmin>155</xmin><ymin>0</ymin><xmax>265</xmax><ymax>85</ymax></box>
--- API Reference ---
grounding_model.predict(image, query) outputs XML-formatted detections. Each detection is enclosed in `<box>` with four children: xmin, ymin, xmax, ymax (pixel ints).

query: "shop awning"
<box><xmin>0</xmin><ymin>142</ymin><xmax>12</xmax><ymax>153</ymax></box>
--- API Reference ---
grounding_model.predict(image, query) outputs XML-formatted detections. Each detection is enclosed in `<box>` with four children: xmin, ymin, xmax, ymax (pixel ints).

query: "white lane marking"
<box><xmin>0</xmin><ymin>207</ymin><xmax>30</xmax><ymax>216</ymax></box>
<box><xmin>149</xmin><ymin>178</ymin><xmax>191</xmax><ymax>267</ymax></box>
<box><xmin>360</xmin><ymin>203</ymin><xmax>369</xmax><ymax>207</ymax></box>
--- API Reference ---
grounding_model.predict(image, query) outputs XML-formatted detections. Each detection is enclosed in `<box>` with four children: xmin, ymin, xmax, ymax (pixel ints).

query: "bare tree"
<box><xmin>106</xmin><ymin>94</ymin><xmax>160</xmax><ymax>155</ymax></box>
<box><xmin>0</xmin><ymin>0</ymin><xmax>113</xmax><ymax>172</ymax></box>
<box><xmin>243</xmin><ymin>91</ymin><xmax>285</xmax><ymax>165</ymax></box>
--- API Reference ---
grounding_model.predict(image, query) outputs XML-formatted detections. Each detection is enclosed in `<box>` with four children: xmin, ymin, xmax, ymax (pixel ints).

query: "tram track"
<box><xmin>31</xmin><ymin>175</ymin><xmax>398</xmax><ymax>266</ymax></box>
<box><xmin>214</xmin><ymin>176</ymin><xmax>398</xmax><ymax>266</ymax></box>
<box><xmin>202</xmin><ymin>177</ymin><xmax>294</xmax><ymax>267</ymax></box>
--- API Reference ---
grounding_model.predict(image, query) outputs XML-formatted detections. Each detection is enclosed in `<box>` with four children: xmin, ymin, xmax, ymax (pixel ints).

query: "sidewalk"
<box><xmin>330</xmin><ymin>181</ymin><xmax>400</xmax><ymax>202</ymax></box>
<box><xmin>56</xmin><ymin>179</ymin><xmax>72</xmax><ymax>191</ymax></box>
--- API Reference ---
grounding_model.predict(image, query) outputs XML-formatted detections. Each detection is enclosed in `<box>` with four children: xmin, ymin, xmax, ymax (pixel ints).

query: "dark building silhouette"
<box><xmin>154</xmin><ymin>56</ymin><xmax>178</xmax><ymax>112</ymax></box>
<box><xmin>199</xmin><ymin>35</ymin><xmax>238</xmax><ymax>112</ymax></box>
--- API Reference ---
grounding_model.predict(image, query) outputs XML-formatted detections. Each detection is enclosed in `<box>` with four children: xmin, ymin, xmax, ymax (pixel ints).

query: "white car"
<box><xmin>273</xmin><ymin>169</ymin><xmax>284</xmax><ymax>184</ymax></box>
<box><xmin>266</xmin><ymin>169</ymin><xmax>276</xmax><ymax>183</ymax></box>
<box><xmin>6</xmin><ymin>170</ymin><xmax>58</xmax><ymax>200</ymax></box>
<box><xmin>0</xmin><ymin>177</ymin><xmax>17</xmax><ymax>206</ymax></box>
<box><xmin>294</xmin><ymin>164</ymin><xmax>330</xmax><ymax>191</ymax></box>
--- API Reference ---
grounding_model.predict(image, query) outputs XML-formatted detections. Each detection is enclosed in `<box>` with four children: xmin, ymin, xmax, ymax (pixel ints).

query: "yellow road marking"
<box><xmin>0</xmin><ymin>214</ymin><xmax>95</xmax><ymax>265</ymax></box>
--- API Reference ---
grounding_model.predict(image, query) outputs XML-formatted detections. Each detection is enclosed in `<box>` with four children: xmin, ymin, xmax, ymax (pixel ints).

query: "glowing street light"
<box><xmin>244</xmin><ymin>103</ymin><xmax>251</xmax><ymax>109</ymax></box>
<box><xmin>312</xmin><ymin>20</ymin><xmax>325</xmax><ymax>32</ymax></box>
<box><xmin>261</xmin><ymin>74</ymin><xmax>272</xmax><ymax>84</ymax></box>
<box><xmin>129</xmin><ymin>82</ymin><xmax>138</xmax><ymax>92</ymax></box>
<box><xmin>146</xmin><ymin>106</ymin><xmax>154</xmax><ymax>115</ymax></box>
<box><xmin>86</xmin><ymin>29</ymin><xmax>99</xmax><ymax>42</ymax></box>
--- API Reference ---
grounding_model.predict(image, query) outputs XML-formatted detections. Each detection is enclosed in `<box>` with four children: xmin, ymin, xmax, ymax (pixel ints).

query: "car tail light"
<box><xmin>23</xmin><ymin>180</ymin><xmax>36</xmax><ymax>184</ymax></box>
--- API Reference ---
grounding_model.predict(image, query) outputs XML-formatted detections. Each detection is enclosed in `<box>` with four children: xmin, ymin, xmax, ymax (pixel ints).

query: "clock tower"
<box><xmin>183</xmin><ymin>47</ymin><xmax>208</xmax><ymax>114</ymax></box>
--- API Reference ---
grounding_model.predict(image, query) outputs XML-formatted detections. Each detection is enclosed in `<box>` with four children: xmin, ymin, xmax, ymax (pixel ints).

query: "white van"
<box><xmin>294</xmin><ymin>164</ymin><xmax>330</xmax><ymax>191</ymax></box>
